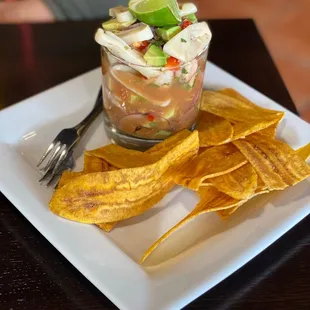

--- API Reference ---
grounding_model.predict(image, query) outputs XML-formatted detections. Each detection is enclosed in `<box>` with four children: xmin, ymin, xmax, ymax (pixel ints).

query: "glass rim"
<box><xmin>101</xmin><ymin>45</ymin><xmax>209</xmax><ymax>70</ymax></box>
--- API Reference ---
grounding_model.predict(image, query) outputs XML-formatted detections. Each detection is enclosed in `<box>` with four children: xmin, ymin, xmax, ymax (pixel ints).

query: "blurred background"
<box><xmin>0</xmin><ymin>0</ymin><xmax>309</xmax><ymax>122</ymax></box>
<box><xmin>195</xmin><ymin>0</ymin><xmax>310</xmax><ymax>122</ymax></box>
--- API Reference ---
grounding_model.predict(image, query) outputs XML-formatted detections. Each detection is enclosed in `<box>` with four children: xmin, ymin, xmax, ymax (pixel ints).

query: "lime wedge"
<box><xmin>129</xmin><ymin>0</ymin><xmax>181</xmax><ymax>27</ymax></box>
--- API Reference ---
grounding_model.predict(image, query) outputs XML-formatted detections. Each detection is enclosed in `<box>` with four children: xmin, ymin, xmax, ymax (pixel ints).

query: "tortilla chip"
<box><xmin>49</xmin><ymin>130</ymin><xmax>198</xmax><ymax>223</ymax></box>
<box><xmin>141</xmin><ymin>186</ymin><xmax>241</xmax><ymax>263</ymax></box>
<box><xmin>296</xmin><ymin>143</ymin><xmax>310</xmax><ymax>161</ymax></box>
<box><xmin>233</xmin><ymin>134</ymin><xmax>310</xmax><ymax>190</ymax></box>
<box><xmin>173</xmin><ymin>143</ymin><xmax>247</xmax><ymax>190</ymax></box>
<box><xmin>197</xmin><ymin>111</ymin><xmax>233</xmax><ymax>147</ymax></box>
<box><xmin>205</xmin><ymin>163</ymin><xmax>258</xmax><ymax>200</ymax></box>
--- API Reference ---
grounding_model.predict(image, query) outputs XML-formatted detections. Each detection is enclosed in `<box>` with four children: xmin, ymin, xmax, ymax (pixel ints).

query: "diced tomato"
<box><xmin>165</xmin><ymin>56</ymin><xmax>180</xmax><ymax>70</ymax></box>
<box><xmin>147</xmin><ymin>114</ymin><xmax>154</xmax><ymax>121</ymax></box>
<box><xmin>181</xmin><ymin>19</ymin><xmax>192</xmax><ymax>30</ymax></box>
<box><xmin>137</xmin><ymin>40</ymin><xmax>149</xmax><ymax>52</ymax></box>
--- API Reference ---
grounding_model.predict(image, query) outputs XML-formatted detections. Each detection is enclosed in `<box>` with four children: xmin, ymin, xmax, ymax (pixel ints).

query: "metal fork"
<box><xmin>37</xmin><ymin>89</ymin><xmax>103</xmax><ymax>185</ymax></box>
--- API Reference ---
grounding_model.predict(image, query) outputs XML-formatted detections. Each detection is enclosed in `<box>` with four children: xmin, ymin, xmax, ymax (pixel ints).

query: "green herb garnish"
<box><xmin>182</xmin><ymin>68</ymin><xmax>188</xmax><ymax>74</ymax></box>
<box><xmin>181</xmin><ymin>38</ymin><xmax>187</xmax><ymax>43</ymax></box>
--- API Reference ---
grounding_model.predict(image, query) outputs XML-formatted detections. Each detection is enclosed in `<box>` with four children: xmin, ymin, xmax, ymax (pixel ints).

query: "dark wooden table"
<box><xmin>0</xmin><ymin>19</ymin><xmax>309</xmax><ymax>310</ymax></box>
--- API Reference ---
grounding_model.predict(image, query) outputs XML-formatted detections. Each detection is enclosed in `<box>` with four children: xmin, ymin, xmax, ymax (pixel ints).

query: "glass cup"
<box><xmin>101</xmin><ymin>45</ymin><xmax>209</xmax><ymax>150</ymax></box>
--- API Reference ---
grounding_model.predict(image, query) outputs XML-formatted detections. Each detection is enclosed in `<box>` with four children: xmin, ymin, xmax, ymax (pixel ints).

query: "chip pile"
<box><xmin>49</xmin><ymin>88</ymin><xmax>310</xmax><ymax>264</ymax></box>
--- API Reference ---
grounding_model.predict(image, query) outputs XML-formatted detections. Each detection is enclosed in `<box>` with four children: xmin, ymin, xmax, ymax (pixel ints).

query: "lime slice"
<box><xmin>129</xmin><ymin>0</ymin><xmax>181</xmax><ymax>27</ymax></box>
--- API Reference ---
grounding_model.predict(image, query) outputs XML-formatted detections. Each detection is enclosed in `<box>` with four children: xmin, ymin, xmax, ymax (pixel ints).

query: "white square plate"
<box><xmin>0</xmin><ymin>62</ymin><xmax>309</xmax><ymax>310</ymax></box>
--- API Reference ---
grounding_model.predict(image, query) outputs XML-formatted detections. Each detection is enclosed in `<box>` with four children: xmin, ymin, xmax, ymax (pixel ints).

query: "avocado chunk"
<box><xmin>129</xmin><ymin>93</ymin><xmax>147</xmax><ymax>104</ymax></box>
<box><xmin>143</xmin><ymin>44</ymin><xmax>167</xmax><ymax>67</ymax></box>
<box><xmin>102</xmin><ymin>18</ymin><xmax>136</xmax><ymax>31</ymax></box>
<box><xmin>163</xmin><ymin>108</ymin><xmax>175</xmax><ymax>119</ymax></box>
<box><xmin>155</xmin><ymin>130</ymin><xmax>172</xmax><ymax>138</ymax></box>
<box><xmin>184</xmin><ymin>13</ymin><xmax>197</xmax><ymax>23</ymax></box>
<box><xmin>156</xmin><ymin>25</ymin><xmax>181</xmax><ymax>41</ymax></box>
<box><xmin>143</xmin><ymin>121</ymin><xmax>157</xmax><ymax>128</ymax></box>
<box><xmin>129</xmin><ymin>94</ymin><xmax>139</xmax><ymax>104</ymax></box>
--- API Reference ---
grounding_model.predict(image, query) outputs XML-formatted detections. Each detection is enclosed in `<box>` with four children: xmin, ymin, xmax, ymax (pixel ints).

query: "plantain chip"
<box><xmin>211</xmin><ymin>130</ymin><xmax>310</xmax><ymax>221</ymax></box>
<box><xmin>173</xmin><ymin>143</ymin><xmax>247</xmax><ymax>190</ymax></box>
<box><xmin>201</xmin><ymin>90</ymin><xmax>283</xmax><ymax>123</ymax></box>
<box><xmin>49</xmin><ymin>86</ymin><xmax>309</xmax><ymax>261</ymax></box>
<box><xmin>233</xmin><ymin>134</ymin><xmax>310</xmax><ymax>190</ymax></box>
<box><xmin>197</xmin><ymin>111</ymin><xmax>234</xmax><ymax>147</ymax></box>
<box><xmin>146</xmin><ymin>129</ymin><xmax>192</xmax><ymax>156</ymax></box>
<box><xmin>219</xmin><ymin>88</ymin><xmax>284</xmax><ymax>117</ymax></box>
<box><xmin>57</xmin><ymin>153</ymin><xmax>119</xmax><ymax>231</ymax></box>
<box><xmin>256</xmin><ymin>176</ymin><xmax>268</xmax><ymax>192</ymax></box>
<box><xmin>219</xmin><ymin>88</ymin><xmax>257</xmax><ymax>106</ymax></box>
<box><xmin>257</xmin><ymin>118</ymin><xmax>281</xmax><ymax>138</ymax></box>
<box><xmin>85</xmin><ymin>130</ymin><xmax>194</xmax><ymax>169</ymax></box>
<box><xmin>85</xmin><ymin>144</ymin><xmax>158</xmax><ymax>169</ymax></box>
<box><xmin>81</xmin><ymin>131</ymin><xmax>197</xmax><ymax>230</ymax></box>
<box><xmin>141</xmin><ymin>186</ymin><xmax>241</xmax><ymax>263</ymax></box>
<box><xmin>199</xmin><ymin>90</ymin><xmax>284</xmax><ymax>145</ymax></box>
<box><xmin>59</xmin><ymin>153</ymin><xmax>114</xmax><ymax>189</ymax></box>
<box><xmin>217</xmin><ymin>189</ymin><xmax>271</xmax><ymax>218</ymax></box>
<box><xmin>296</xmin><ymin>143</ymin><xmax>310</xmax><ymax>161</ymax></box>
<box><xmin>198</xmin><ymin>146</ymin><xmax>211</xmax><ymax>155</ymax></box>
<box><xmin>219</xmin><ymin>88</ymin><xmax>283</xmax><ymax>139</ymax></box>
<box><xmin>83</xmin><ymin>153</ymin><xmax>110</xmax><ymax>172</ymax></box>
<box><xmin>231</xmin><ymin>115</ymin><xmax>282</xmax><ymax>140</ymax></box>
<box><xmin>204</xmin><ymin>163</ymin><xmax>258</xmax><ymax>200</ymax></box>
<box><xmin>49</xmin><ymin>130</ymin><xmax>198</xmax><ymax>223</ymax></box>
<box><xmin>57</xmin><ymin>171</ymin><xmax>85</xmax><ymax>189</ymax></box>
<box><xmin>97</xmin><ymin>222</ymin><xmax>117</xmax><ymax>232</ymax></box>
<box><xmin>216</xmin><ymin>176</ymin><xmax>269</xmax><ymax>218</ymax></box>
<box><xmin>216</xmin><ymin>205</ymin><xmax>240</xmax><ymax>218</ymax></box>
<box><xmin>51</xmin><ymin>172</ymin><xmax>175</xmax><ymax>223</ymax></box>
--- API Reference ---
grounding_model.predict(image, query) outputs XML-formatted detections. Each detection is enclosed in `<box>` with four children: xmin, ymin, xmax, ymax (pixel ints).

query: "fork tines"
<box><xmin>37</xmin><ymin>141</ymin><xmax>69</xmax><ymax>186</ymax></box>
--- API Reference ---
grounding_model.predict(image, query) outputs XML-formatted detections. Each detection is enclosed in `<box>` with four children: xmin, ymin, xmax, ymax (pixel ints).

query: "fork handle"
<box><xmin>74</xmin><ymin>88</ymin><xmax>103</xmax><ymax>135</ymax></box>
